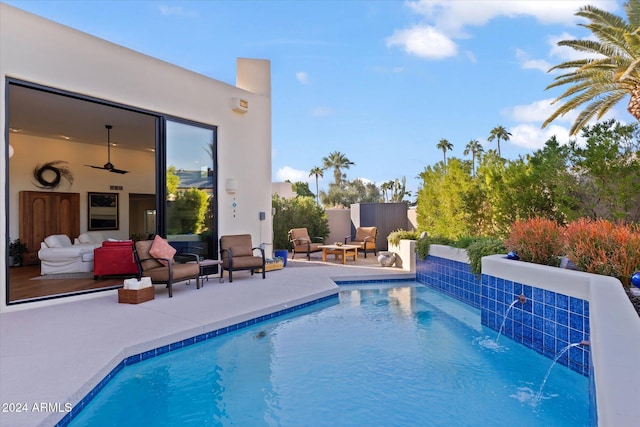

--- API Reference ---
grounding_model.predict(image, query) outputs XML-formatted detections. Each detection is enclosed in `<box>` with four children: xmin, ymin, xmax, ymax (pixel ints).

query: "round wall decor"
<box><xmin>33</xmin><ymin>161</ymin><xmax>74</xmax><ymax>189</ymax></box>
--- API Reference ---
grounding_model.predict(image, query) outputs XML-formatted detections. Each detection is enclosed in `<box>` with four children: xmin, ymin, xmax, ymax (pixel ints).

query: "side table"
<box><xmin>188</xmin><ymin>259</ymin><xmax>223</xmax><ymax>283</ymax></box>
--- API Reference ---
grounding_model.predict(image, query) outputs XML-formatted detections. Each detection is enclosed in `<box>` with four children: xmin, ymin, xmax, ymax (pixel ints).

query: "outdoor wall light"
<box><xmin>225</xmin><ymin>178</ymin><xmax>238</xmax><ymax>194</ymax></box>
<box><xmin>231</xmin><ymin>97</ymin><xmax>248</xmax><ymax>114</ymax></box>
<box><xmin>8</xmin><ymin>144</ymin><xmax>14</xmax><ymax>158</ymax></box>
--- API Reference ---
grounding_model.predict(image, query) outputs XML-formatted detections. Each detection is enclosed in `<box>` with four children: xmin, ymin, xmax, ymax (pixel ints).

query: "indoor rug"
<box><xmin>31</xmin><ymin>272</ymin><xmax>95</xmax><ymax>280</ymax></box>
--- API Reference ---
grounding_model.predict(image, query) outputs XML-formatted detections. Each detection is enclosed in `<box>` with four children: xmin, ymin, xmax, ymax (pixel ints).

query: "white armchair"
<box><xmin>38</xmin><ymin>234</ymin><xmax>102</xmax><ymax>275</ymax></box>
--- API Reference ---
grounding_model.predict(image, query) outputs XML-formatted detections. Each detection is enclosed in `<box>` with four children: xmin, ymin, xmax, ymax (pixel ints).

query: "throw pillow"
<box><xmin>45</xmin><ymin>234</ymin><xmax>72</xmax><ymax>248</ymax></box>
<box><xmin>149</xmin><ymin>235</ymin><xmax>176</xmax><ymax>266</ymax></box>
<box><xmin>78</xmin><ymin>231</ymin><xmax>105</xmax><ymax>244</ymax></box>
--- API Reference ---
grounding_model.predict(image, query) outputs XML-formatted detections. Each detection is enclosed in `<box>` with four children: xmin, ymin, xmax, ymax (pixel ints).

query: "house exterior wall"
<box><xmin>0</xmin><ymin>4</ymin><xmax>272</xmax><ymax>311</ymax></box>
<box><xmin>325</xmin><ymin>208</ymin><xmax>351</xmax><ymax>245</ymax></box>
<box><xmin>271</xmin><ymin>182</ymin><xmax>296</xmax><ymax>199</ymax></box>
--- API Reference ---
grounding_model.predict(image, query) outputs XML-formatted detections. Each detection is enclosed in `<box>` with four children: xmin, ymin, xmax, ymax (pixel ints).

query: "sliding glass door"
<box><xmin>164</xmin><ymin>120</ymin><xmax>217</xmax><ymax>260</ymax></box>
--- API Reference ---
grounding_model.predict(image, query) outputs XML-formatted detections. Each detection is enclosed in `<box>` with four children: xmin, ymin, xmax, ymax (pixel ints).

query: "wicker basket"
<box><xmin>257</xmin><ymin>257</ymin><xmax>284</xmax><ymax>272</ymax></box>
<box><xmin>118</xmin><ymin>286</ymin><xmax>154</xmax><ymax>304</ymax></box>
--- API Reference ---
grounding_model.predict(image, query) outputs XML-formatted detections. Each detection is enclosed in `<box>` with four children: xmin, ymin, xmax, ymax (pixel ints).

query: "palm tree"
<box><xmin>309</xmin><ymin>166</ymin><xmax>324</xmax><ymax>205</ymax></box>
<box><xmin>464</xmin><ymin>139</ymin><xmax>483</xmax><ymax>176</ymax></box>
<box><xmin>380</xmin><ymin>180</ymin><xmax>393</xmax><ymax>202</ymax></box>
<box><xmin>322</xmin><ymin>151</ymin><xmax>354</xmax><ymax>186</ymax></box>
<box><xmin>543</xmin><ymin>0</ymin><xmax>640</xmax><ymax>135</ymax></box>
<box><xmin>488</xmin><ymin>125</ymin><xmax>511</xmax><ymax>157</ymax></box>
<box><xmin>436</xmin><ymin>138</ymin><xmax>453</xmax><ymax>165</ymax></box>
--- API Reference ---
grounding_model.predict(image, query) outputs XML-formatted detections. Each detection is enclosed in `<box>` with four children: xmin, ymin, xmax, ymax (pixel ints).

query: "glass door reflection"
<box><xmin>165</xmin><ymin>120</ymin><xmax>217</xmax><ymax>260</ymax></box>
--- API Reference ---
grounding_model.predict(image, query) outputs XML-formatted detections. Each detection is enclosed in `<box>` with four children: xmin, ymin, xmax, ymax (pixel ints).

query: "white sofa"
<box><xmin>38</xmin><ymin>233</ymin><xmax>104</xmax><ymax>275</ymax></box>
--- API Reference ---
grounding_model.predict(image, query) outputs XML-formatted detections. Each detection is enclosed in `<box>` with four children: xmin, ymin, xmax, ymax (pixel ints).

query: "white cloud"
<box><xmin>509</xmin><ymin>123</ymin><xmax>573</xmax><ymax>150</ymax></box>
<box><xmin>464</xmin><ymin>50</ymin><xmax>477</xmax><ymax>64</ymax></box>
<box><xmin>311</xmin><ymin>106</ymin><xmax>335</xmax><ymax>117</ymax></box>
<box><xmin>505</xmin><ymin>97</ymin><xmax>621</xmax><ymax>149</ymax></box>
<box><xmin>507</xmin><ymin>98</ymin><xmax>577</xmax><ymax>123</ymax></box>
<box><xmin>275</xmin><ymin>166</ymin><xmax>312</xmax><ymax>183</ymax></box>
<box><xmin>507</xmin><ymin>98</ymin><xmax>618</xmax><ymax>126</ymax></box>
<box><xmin>296</xmin><ymin>72</ymin><xmax>309</xmax><ymax>84</ymax></box>
<box><xmin>407</xmin><ymin>1</ymin><xmax>618</xmax><ymax>29</ymax></box>
<box><xmin>390</xmin><ymin>1</ymin><xmax>619</xmax><ymax>59</ymax></box>
<box><xmin>515</xmin><ymin>48</ymin><xmax>552</xmax><ymax>73</ymax></box>
<box><xmin>386</xmin><ymin>25</ymin><xmax>457</xmax><ymax>59</ymax></box>
<box><xmin>158</xmin><ymin>5</ymin><xmax>195</xmax><ymax>16</ymax></box>
<box><xmin>356</xmin><ymin>177</ymin><xmax>374</xmax><ymax>185</ymax></box>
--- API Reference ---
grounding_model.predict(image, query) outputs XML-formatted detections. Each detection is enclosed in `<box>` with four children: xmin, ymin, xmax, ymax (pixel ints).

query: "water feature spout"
<box><xmin>495</xmin><ymin>296</ymin><xmax>526</xmax><ymax>344</ymax></box>
<box><xmin>580</xmin><ymin>340</ymin><xmax>590</xmax><ymax>346</ymax></box>
<box><xmin>535</xmin><ymin>342</ymin><xmax>583</xmax><ymax>402</ymax></box>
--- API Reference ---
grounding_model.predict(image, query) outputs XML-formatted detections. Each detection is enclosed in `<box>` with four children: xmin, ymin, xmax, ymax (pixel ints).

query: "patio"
<box><xmin>0</xmin><ymin>254</ymin><xmax>411</xmax><ymax>427</ymax></box>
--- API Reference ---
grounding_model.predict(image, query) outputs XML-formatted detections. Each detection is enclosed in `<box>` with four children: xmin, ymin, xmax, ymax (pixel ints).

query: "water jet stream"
<box><xmin>495</xmin><ymin>294</ymin><xmax>525</xmax><ymax>344</ymax></box>
<box><xmin>535</xmin><ymin>342</ymin><xmax>585</xmax><ymax>402</ymax></box>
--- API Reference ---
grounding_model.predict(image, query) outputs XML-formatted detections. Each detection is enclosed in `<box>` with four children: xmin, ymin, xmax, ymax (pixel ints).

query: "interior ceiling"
<box><xmin>8</xmin><ymin>84</ymin><xmax>156</xmax><ymax>151</ymax></box>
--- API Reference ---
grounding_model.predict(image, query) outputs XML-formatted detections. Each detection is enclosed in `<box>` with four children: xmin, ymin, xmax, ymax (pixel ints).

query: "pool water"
<box><xmin>69</xmin><ymin>283</ymin><xmax>589</xmax><ymax>426</ymax></box>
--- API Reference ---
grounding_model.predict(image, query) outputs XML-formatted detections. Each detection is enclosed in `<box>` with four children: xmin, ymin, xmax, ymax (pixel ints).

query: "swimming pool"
<box><xmin>68</xmin><ymin>283</ymin><xmax>589</xmax><ymax>426</ymax></box>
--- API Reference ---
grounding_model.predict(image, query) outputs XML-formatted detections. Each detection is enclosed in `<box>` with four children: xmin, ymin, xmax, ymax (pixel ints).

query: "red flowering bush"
<box><xmin>504</xmin><ymin>218</ymin><xmax>564</xmax><ymax>267</ymax></box>
<box><xmin>564</xmin><ymin>219</ymin><xmax>640</xmax><ymax>285</ymax></box>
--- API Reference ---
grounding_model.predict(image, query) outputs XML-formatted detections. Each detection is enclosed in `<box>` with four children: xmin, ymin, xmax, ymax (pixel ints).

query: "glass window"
<box><xmin>165</xmin><ymin>120</ymin><xmax>216</xmax><ymax>260</ymax></box>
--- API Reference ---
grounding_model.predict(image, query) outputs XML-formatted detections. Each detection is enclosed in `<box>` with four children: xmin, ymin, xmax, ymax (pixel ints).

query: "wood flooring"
<box><xmin>7</xmin><ymin>265</ymin><xmax>127</xmax><ymax>302</ymax></box>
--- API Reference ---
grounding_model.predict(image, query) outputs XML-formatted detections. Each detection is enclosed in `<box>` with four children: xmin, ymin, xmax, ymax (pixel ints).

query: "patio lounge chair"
<box><xmin>288</xmin><ymin>228</ymin><xmax>324</xmax><ymax>260</ymax></box>
<box><xmin>345</xmin><ymin>226</ymin><xmax>378</xmax><ymax>258</ymax></box>
<box><xmin>220</xmin><ymin>234</ymin><xmax>265</xmax><ymax>282</ymax></box>
<box><xmin>133</xmin><ymin>237</ymin><xmax>200</xmax><ymax>298</ymax></box>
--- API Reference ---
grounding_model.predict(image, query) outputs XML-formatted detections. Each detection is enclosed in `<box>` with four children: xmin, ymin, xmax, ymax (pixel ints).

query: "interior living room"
<box><xmin>7</xmin><ymin>82</ymin><xmax>218</xmax><ymax>303</ymax></box>
<box><xmin>1</xmin><ymin>3</ymin><xmax>274</xmax><ymax>312</ymax></box>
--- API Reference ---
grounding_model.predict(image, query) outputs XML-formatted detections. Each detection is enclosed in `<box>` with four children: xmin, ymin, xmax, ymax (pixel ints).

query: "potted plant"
<box><xmin>9</xmin><ymin>238</ymin><xmax>28</xmax><ymax>267</ymax></box>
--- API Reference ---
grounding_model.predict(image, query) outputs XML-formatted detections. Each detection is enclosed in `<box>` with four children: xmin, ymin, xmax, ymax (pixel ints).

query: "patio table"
<box><xmin>318</xmin><ymin>244</ymin><xmax>359</xmax><ymax>264</ymax></box>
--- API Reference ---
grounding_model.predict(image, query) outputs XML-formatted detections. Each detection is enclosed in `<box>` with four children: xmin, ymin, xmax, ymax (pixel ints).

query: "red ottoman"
<box><xmin>93</xmin><ymin>241</ymin><xmax>138</xmax><ymax>279</ymax></box>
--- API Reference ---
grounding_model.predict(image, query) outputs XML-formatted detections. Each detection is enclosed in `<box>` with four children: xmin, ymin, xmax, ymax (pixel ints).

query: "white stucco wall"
<box><xmin>0</xmin><ymin>4</ymin><xmax>272</xmax><ymax>311</ymax></box>
<box><xmin>482</xmin><ymin>255</ymin><xmax>640</xmax><ymax>427</ymax></box>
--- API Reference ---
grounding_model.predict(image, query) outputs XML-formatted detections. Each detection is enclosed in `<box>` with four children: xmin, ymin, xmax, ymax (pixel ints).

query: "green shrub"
<box><xmin>272</xmin><ymin>195</ymin><xmax>329</xmax><ymax>250</ymax></box>
<box><xmin>453</xmin><ymin>236</ymin><xmax>480</xmax><ymax>249</ymax></box>
<box><xmin>466</xmin><ymin>238</ymin><xmax>505</xmax><ymax>275</ymax></box>
<box><xmin>415</xmin><ymin>236</ymin><xmax>430</xmax><ymax>260</ymax></box>
<box><xmin>387</xmin><ymin>229</ymin><xmax>420</xmax><ymax>246</ymax></box>
<box><xmin>428</xmin><ymin>235</ymin><xmax>455</xmax><ymax>246</ymax></box>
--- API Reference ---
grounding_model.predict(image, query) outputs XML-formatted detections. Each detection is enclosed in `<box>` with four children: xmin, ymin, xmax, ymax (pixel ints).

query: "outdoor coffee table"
<box><xmin>318</xmin><ymin>244</ymin><xmax>359</xmax><ymax>264</ymax></box>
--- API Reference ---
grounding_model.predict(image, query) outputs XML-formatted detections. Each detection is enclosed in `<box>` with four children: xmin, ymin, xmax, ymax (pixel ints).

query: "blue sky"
<box><xmin>6</xmin><ymin>0</ymin><xmax>634</xmax><ymax>197</ymax></box>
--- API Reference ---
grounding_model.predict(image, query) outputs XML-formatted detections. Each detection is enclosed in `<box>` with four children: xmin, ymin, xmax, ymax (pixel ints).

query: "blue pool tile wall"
<box><xmin>54</xmin><ymin>293</ymin><xmax>338</xmax><ymax>427</ymax></box>
<box><xmin>417</xmin><ymin>256</ymin><xmax>590</xmax><ymax>377</ymax></box>
<box><xmin>416</xmin><ymin>255</ymin><xmax>481</xmax><ymax>309</ymax></box>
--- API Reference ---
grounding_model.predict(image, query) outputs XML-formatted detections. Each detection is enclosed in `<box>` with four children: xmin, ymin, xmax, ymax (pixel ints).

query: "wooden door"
<box><xmin>19</xmin><ymin>191</ymin><xmax>80</xmax><ymax>265</ymax></box>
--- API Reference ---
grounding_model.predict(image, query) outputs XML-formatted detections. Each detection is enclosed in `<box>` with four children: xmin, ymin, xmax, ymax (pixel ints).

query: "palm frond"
<box><xmin>569</xmin><ymin>92</ymin><xmax>627</xmax><ymax>134</ymax></box>
<box><xmin>543</xmin><ymin>1</ymin><xmax>640</xmax><ymax>134</ymax></box>
<box><xmin>576</xmin><ymin>5</ymin><xmax>629</xmax><ymax>29</ymax></box>
<box><xmin>620</xmin><ymin>57</ymin><xmax>640</xmax><ymax>81</ymax></box>
<box><xmin>624</xmin><ymin>0</ymin><xmax>640</xmax><ymax>29</ymax></box>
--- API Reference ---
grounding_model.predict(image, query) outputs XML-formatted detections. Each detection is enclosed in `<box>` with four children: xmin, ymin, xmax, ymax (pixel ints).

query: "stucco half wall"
<box><xmin>0</xmin><ymin>3</ymin><xmax>272</xmax><ymax>312</ymax></box>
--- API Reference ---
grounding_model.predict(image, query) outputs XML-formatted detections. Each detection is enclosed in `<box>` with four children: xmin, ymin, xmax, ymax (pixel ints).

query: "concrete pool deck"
<box><xmin>0</xmin><ymin>256</ymin><xmax>411</xmax><ymax>427</ymax></box>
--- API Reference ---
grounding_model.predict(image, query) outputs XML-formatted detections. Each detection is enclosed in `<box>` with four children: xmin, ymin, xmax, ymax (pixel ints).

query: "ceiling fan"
<box><xmin>85</xmin><ymin>124</ymin><xmax>129</xmax><ymax>174</ymax></box>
